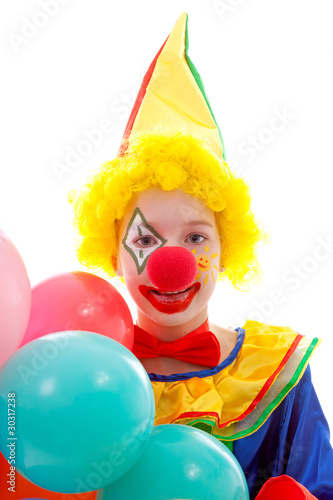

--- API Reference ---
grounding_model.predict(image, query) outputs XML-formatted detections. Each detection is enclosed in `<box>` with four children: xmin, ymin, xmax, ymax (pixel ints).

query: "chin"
<box><xmin>141</xmin><ymin>299</ymin><xmax>207</xmax><ymax>327</ymax></box>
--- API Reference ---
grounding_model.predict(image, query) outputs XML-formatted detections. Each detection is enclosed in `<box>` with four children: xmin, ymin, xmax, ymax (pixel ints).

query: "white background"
<box><xmin>1</xmin><ymin>0</ymin><xmax>332</xmax><ymax>435</ymax></box>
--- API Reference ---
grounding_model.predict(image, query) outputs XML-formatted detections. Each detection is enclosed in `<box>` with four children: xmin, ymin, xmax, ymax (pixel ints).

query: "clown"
<box><xmin>69</xmin><ymin>13</ymin><xmax>333</xmax><ymax>499</ymax></box>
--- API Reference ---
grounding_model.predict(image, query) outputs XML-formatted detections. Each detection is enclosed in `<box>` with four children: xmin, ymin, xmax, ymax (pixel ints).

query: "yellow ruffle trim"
<box><xmin>151</xmin><ymin>320</ymin><xmax>320</xmax><ymax>438</ymax></box>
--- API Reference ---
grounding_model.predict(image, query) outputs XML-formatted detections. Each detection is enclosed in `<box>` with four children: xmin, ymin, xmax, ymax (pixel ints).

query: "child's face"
<box><xmin>118</xmin><ymin>188</ymin><xmax>221</xmax><ymax>328</ymax></box>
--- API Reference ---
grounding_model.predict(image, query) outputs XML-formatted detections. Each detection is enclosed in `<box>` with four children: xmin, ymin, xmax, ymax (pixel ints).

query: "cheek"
<box><xmin>194</xmin><ymin>249</ymin><xmax>220</xmax><ymax>285</ymax></box>
<box><xmin>119</xmin><ymin>245</ymin><xmax>151</xmax><ymax>297</ymax></box>
<box><xmin>119</xmin><ymin>246</ymin><xmax>140</xmax><ymax>282</ymax></box>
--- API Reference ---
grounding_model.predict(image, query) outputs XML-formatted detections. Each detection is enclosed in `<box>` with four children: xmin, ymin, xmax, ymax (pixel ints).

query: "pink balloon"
<box><xmin>0</xmin><ymin>230</ymin><xmax>31</xmax><ymax>367</ymax></box>
<box><xmin>20</xmin><ymin>271</ymin><xmax>134</xmax><ymax>350</ymax></box>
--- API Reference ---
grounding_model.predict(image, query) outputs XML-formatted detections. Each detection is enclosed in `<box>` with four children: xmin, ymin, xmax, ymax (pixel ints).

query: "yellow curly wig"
<box><xmin>68</xmin><ymin>130</ymin><xmax>270</xmax><ymax>291</ymax></box>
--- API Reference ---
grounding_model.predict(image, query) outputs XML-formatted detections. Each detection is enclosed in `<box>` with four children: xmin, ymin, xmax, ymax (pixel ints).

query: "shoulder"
<box><xmin>236</xmin><ymin>319</ymin><xmax>321</xmax><ymax>352</ymax></box>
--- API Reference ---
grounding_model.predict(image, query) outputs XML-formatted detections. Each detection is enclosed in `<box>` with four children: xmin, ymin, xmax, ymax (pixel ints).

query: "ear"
<box><xmin>112</xmin><ymin>254</ymin><xmax>123</xmax><ymax>277</ymax></box>
<box><xmin>115</xmin><ymin>266</ymin><xmax>123</xmax><ymax>277</ymax></box>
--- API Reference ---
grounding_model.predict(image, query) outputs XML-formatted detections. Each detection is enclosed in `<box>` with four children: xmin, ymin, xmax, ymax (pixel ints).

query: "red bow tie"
<box><xmin>132</xmin><ymin>319</ymin><xmax>221</xmax><ymax>367</ymax></box>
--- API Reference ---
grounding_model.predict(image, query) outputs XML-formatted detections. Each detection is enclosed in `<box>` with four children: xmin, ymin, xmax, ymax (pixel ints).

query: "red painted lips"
<box><xmin>139</xmin><ymin>282</ymin><xmax>201</xmax><ymax>314</ymax></box>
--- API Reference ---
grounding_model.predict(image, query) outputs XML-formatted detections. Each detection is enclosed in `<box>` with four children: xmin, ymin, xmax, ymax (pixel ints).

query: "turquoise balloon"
<box><xmin>98</xmin><ymin>424</ymin><xmax>249</xmax><ymax>500</ymax></box>
<box><xmin>0</xmin><ymin>331</ymin><xmax>155</xmax><ymax>494</ymax></box>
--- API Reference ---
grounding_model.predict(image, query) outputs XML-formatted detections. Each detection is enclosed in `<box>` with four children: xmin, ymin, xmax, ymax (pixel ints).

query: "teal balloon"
<box><xmin>0</xmin><ymin>331</ymin><xmax>155</xmax><ymax>494</ymax></box>
<box><xmin>97</xmin><ymin>424</ymin><xmax>249</xmax><ymax>500</ymax></box>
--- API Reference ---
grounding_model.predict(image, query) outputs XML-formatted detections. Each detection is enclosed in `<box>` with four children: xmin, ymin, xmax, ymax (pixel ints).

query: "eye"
<box><xmin>134</xmin><ymin>236</ymin><xmax>156</xmax><ymax>247</ymax></box>
<box><xmin>186</xmin><ymin>234</ymin><xmax>206</xmax><ymax>244</ymax></box>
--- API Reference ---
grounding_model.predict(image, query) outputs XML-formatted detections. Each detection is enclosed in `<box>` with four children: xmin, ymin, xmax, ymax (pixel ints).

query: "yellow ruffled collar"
<box><xmin>150</xmin><ymin>320</ymin><xmax>320</xmax><ymax>441</ymax></box>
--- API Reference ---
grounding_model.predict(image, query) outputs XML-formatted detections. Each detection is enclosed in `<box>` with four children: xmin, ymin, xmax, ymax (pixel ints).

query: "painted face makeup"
<box><xmin>123</xmin><ymin>212</ymin><xmax>202</xmax><ymax>313</ymax></box>
<box><xmin>139</xmin><ymin>282</ymin><xmax>201</xmax><ymax>314</ymax></box>
<box><xmin>122</xmin><ymin>207</ymin><xmax>167</xmax><ymax>274</ymax></box>
<box><xmin>118</xmin><ymin>188</ymin><xmax>222</xmax><ymax>329</ymax></box>
<box><xmin>197</xmin><ymin>254</ymin><xmax>211</xmax><ymax>272</ymax></box>
<box><xmin>192</xmin><ymin>247</ymin><xmax>219</xmax><ymax>285</ymax></box>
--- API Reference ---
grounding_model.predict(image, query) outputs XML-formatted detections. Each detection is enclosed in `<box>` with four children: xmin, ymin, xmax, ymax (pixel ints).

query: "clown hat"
<box><xmin>118</xmin><ymin>12</ymin><xmax>226</xmax><ymax>161</ymax></box>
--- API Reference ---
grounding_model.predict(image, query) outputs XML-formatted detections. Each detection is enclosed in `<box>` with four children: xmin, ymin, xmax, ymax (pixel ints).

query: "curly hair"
<box><xmin>68</xmin><ymin>129</ymin><xmax>270</xmax><ymax>291</ymax></box>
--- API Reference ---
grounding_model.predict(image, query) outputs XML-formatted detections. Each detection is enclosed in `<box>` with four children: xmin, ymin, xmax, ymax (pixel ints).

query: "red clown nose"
<box><xmin>147</xmin><ymin>246</ymin><xmax>198</xmax><ymax>292</ymax></box>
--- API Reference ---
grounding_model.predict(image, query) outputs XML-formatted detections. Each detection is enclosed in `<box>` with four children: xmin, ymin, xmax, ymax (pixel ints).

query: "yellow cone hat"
<box><xmin>119</xmin><ymin>12</ymin><xmax>226</xmax><ymax>160</ymax></box>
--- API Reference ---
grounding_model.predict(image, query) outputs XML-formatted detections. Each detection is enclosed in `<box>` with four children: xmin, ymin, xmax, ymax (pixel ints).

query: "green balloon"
<box><xmin>98</xmin><ymin>424</ymin><xmax>249</xmax><ymax>500</ymax></box>
<box><xmin>0</xmin><ymin>331</ymin><xmax>155</xmax><ymax>493</ymax></box>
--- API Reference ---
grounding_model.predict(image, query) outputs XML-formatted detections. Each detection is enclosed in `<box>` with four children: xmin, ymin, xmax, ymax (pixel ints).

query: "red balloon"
<box><xmin>19</xmin><ymin>272</ymin><xmax>133</xmax><ymax>350</ymax></box>
<box><xmin>0</xmin><ymin>450</ymin><xmax>97</xmax><ymax>500</ymax></box>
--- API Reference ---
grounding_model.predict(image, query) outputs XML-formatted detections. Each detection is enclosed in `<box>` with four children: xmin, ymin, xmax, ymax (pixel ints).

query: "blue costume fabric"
<box><xmin>233</xmin><ymin>365</ymin><xmax>333</xmax><ymax>499</ymax></box>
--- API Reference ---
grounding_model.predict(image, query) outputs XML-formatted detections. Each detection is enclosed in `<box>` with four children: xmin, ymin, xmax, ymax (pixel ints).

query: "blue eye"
<box><xmin>186</xmin><ymin>234</ymin><xmax>206</xmax><ymax>244</ymax></box>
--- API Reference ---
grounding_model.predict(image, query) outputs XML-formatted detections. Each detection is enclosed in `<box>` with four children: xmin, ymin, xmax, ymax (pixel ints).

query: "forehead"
<box><xmin>123</xmin><ymin>188</ymin><xmax>215</xmax><ymax>225</ymax></box>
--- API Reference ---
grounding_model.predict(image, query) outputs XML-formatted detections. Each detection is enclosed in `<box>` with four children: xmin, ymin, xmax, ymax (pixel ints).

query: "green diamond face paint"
<box><xmin>122</xmin><ymin>207</ymin><xmax>167</xmax><ymax>274</ymax></box>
